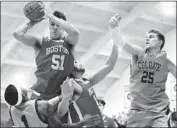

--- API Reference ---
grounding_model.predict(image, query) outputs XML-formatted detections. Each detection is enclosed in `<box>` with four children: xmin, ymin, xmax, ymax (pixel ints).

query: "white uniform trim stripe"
<box><xmin>72</xmin><ymin>101</ymin><xmax>83</xmax><ymax>120</ymax></box>
<box><xmin>68</xmin><ymin>110</ymin><xmax>73</xmax><ymax>124</ymax></box>
<box><xmin>14</xmin><ymin>86</ymin><xmax>23</xmax><ymax>106</ymax></box>
<box><xmin>93</xmin><ymin>95</ymin><xmax>99</xmax><ymax>106</ymax></box>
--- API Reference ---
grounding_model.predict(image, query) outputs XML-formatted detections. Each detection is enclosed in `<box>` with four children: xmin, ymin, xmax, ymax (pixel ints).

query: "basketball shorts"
<box><xmin>127</xmin><ymin>109</ymin><xmax>168</xmax><ymax>127</ymax></box>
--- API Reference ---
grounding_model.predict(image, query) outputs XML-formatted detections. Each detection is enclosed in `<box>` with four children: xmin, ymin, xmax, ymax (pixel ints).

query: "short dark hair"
<box><xmin>148</xmin><ymin>29</ymin><xmax>165</xmax><ymax>50</ymax></box>
<box><xmin>4</xmin><ymin>84</ymin><xmax>18</xmax><ymax>106</ymax></box>
<box><xmin>53</xmin><ymin>10</ymin><xmax>67</xmax><ymax>21</ymax></box>
<box><xmin>98</xmin><ymin>99</ymin><xmax>106</xmax><ymax>106</ymax></box>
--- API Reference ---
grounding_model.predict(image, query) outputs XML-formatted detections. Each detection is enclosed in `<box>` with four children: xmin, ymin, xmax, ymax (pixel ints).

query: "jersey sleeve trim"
<box><xmin>35</xmin><ymin>99</ymin><xmax>48</xmax><ymax>124</ymax></box>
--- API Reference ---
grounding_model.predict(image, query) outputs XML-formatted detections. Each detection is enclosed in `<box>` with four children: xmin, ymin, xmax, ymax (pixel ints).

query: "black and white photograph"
<box><xmin>1</xmin><ymin>1</ymin><xmax>176</xmax><ymax>127</ymax></box>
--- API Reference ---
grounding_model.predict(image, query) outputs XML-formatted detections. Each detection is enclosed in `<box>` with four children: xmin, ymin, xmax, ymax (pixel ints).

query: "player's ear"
<box><xmin>159</xmin><ymin>40</ymin><xmax>162</xmax><ymax>43</ymax></box>
<box><xmin>158</xmin><ymin>40</ymin><xmax>162</xmax><ymax>46</ymax></box>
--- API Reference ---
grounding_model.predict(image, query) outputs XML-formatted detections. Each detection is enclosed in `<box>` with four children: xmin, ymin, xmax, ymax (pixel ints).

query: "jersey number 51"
<box><xmin>51</xmin><ymin>55</ymin><xmax>65</xmax><ymax>70</ymax></box>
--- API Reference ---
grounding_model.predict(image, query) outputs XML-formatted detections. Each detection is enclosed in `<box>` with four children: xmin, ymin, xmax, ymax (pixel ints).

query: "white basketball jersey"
<box><xmin>9</xmin><ymin>100</ymin><xmax>48</xmax><ymax>127</ymax></box>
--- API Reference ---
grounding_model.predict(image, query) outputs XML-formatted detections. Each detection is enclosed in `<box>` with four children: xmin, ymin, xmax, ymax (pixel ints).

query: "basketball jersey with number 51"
<box><xmin>32</xmin><ymin>37</ymin><xmax>74</xmax><ymax>97</ymax></box>
<box><xmin>130</xmin><ymin>51</ymin><xmax>169</xmax><ymax>112</ymax></box>
<box><xmin>9</xmin><ymin>100</ymin><xmax>48</xmax><ymax>127</ymax></box>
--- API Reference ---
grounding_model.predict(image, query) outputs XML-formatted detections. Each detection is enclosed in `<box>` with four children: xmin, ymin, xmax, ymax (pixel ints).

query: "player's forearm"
<box><xmin>47</xmin><ymin>14</ymin><xmax>79</xmax><ymax>36</ymax></box>
<box><xmin>13</xmin><ymin>21</ymin><xmax>36</xmax><ymax>35</ymax></box>
<box><xmin>105</xmin><ymin>44</ymin><xmax>118</xmax><ymax>68</ymax></box>
<box><xmin>88</xmin><ymin>45</ymin><xmax>118</xmax><ymax>86</ymax></box>
<box><xmin>110</xmin><ymin>27</ymin><xmax>125</xmax><ymax>48</ymax></box>
<box><xmin>48</xmin><ymin>96</ymin><xmax>60</xmax><ymax>106</ymax></box>
<box><xmin>110</xmin><ymin>27</ymin><xmax>137</xmax><ymax>55</ymax></box>
<box><xmin>57</xmin><ymin>96</ymin><xmax>70</xmax><ymax>118</ymax></box>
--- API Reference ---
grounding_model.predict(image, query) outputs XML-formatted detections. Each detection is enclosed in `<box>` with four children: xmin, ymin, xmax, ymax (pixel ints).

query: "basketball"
<box><xmin>23</xmin><ymin>2</ymin><xmax>45</xmax><ymax>21</ymax></box>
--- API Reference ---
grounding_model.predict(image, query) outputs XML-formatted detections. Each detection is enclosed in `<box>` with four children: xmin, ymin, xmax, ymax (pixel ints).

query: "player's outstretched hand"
<box><xmin>109</xmin><ymin>14</ymin><xmax>122</xmax><ymax>28</ymax></box>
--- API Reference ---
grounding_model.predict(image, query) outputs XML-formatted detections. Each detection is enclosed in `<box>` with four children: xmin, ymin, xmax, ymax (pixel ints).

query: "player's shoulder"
<box><xmin>160</xmin><ymin>50</ymin><xmax>167</xmax><ymax>56</ymax></box>
<box><xmin>42</xmin><ymin>36</ymin><xmax>51</xmax><ymax>43</ymax></box>
<box><xmin>36</xmin><ymin>99</ymin><xmax>49</xmax><ymax>117</ymax></box>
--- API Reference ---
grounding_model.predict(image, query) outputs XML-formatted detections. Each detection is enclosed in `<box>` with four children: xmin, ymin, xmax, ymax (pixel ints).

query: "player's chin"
<box><xmin>145</xmin><ymin>45</ymin><xmax>151</xmax><ymax>49</ymax></box>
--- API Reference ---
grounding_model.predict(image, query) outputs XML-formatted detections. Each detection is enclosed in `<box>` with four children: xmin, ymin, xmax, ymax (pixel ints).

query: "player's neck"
<box><xmin>74</xmin><ymin>72</ymin><xmax>84</xmax><ymax>80</ymax></box>
<box><xmin>74</xmin><ymin>74</ymin><xmax>83</xmax><ymax>80</ymax></box>
<box><xmin>50</xmin><ymin>33</ymin><xmax>65</xmax><ymax>40</ymax></box>
<box><xmin>146</xmin><ymin>46</ymin><xmax>160</xmax><ymax>56</ymax></box>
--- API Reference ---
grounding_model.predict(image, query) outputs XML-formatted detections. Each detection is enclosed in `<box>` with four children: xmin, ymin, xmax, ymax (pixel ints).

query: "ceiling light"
<box><xmin>161</xmin><ymin>2</ymin><xmax>176</xmax><ymax>16</ymax></box>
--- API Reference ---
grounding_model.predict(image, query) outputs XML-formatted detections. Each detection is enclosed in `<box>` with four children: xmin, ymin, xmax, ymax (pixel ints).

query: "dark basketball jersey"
<box><xmin>31</xmin><ymin>37</ymin><xmax>74</xmax><ymax>97</ymax></box>
<box><xmin>9</xmin><ymin>100</ymin><xmax>48</xmax><ymax>127</ymax></box>
<box><xmin>68</xmin><ymin>78</ymin><xmax>104</xmax><ymax>127</ymax></box>
<box><xmin>130</xmin><ymin>51</ymin><xmax>169</xmax><ymax>112</ymax></box>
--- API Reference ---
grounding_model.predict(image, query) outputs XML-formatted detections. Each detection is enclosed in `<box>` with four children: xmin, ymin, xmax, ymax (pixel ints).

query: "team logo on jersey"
<box><xmin>46</xmin><ymin>45</ymin><xmax>69</xmax><ymax>55</ymax></box>
<box><xmin>138</xmin><ymin>60</ymin><xmax>161</xmax><ymax>71</ymax></box>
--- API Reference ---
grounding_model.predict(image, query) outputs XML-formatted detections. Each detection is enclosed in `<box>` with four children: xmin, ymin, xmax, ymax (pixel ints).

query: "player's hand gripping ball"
<box><xmin>24</xmin><ymin>1</ymin><xmax>45</xmax><ymax>22</ymax></box>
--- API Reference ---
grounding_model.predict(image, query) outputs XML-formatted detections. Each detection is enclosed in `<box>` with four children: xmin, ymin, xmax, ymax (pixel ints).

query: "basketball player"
<box><xmin>13</xmin><ymin>4</ymin><xmax>79</xmax><ymax>100</ymax></box>
<box><xmin>4</xmin><ymin>81</ymin><xmax>101</xmax><ymax>127</ymax></box>
<box><xmin>109</xmin><ymin>14</ymin><xmax>176</xmax><ymax>127</ymax></box>
<box><xmin>57</xmin><ymin>42</ymin><xmax>118</xmax><ymax>127</ymax></box>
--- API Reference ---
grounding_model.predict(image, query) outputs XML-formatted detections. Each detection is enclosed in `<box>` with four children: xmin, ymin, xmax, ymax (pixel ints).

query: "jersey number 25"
<box><xmin>51</xmin><ymin>55</ymin><xmax>65</xmax><ymax>70</ymax></box>
<box><xmin>141</xmin><ymin>71</ymin><xmax>154</xmax><ymax>83</ymax></box>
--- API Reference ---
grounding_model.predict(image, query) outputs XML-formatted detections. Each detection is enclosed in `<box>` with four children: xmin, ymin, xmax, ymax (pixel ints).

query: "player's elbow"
<box><xmin>73</xmin><ymin>28</ymin><xmax>80</xmax><ymax>36</ymax></box>
<box><xmin>69</xmin><ymin>30</ymin><xmax>80</xmax><ymax>45</ymax></box>
<box><xmin>13</xmin><ymin>31</ymin><xmax>19</xmax><ymax>39</ymax></box>
<box><xmin>70</xmin><ymin>27</ymin><xmax>80</xmax><ymax>38</ymax></box>
<box><xmin>13</xmin><ymin>31</ymin><xmax>23</xmax><ymax>41</ymax></box>
<box><xmin>73</xmin><ymin>29</ymin><xmax>80</xmax><ymax>42</ymax></box>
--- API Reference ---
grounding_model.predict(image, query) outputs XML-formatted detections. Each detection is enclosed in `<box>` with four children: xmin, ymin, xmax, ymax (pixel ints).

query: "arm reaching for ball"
<box><xmin>13</xmin><ymin>2</ymin><xmax>45</xmax><ymax>51</ymax></box>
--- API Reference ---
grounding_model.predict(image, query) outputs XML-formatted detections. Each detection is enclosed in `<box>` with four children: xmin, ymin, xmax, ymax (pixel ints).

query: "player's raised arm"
<box><xmin>13</xmin><ymin>2</ymin><xmax>44</xmax><ymax>49</ymax></box>
<box><xmin>167</xmin><ymin>58</ymin><xmax>176</xmax><ymax>78</ymax></box>
<box><xmin>88</xmin><ymin>43</ymin><xmax>118</xmax><ymax>87</ymax></box>
<box><xmin>13</xmin><ymin>20</ymin><xmax>42</xmax><ymax>49</ymax></box>
<box><xmin>109</xmin><ymin>14</ymin><xmax>143</xmax><ymax>56</ymax></box>
<box><xmin>44</xmin><ymin>7</ymin><xmax>79</xmax><ymax>46</ymax></box>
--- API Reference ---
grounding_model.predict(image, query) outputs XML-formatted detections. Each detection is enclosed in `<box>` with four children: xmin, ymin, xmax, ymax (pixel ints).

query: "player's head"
<box><xmin>49</xmin><ymin>10</ymin><xmax>67</xmax><ymax>40</ymax></box>
<box><xmin>4</xmin><ymin>84</ymin><xmax>29</xmax><ymax>106</ymax></box>
<box><xmin>145</xmin><ymin>29</ymin><xmax>165</xmax><ymax>51</ymax></box>
<box><xmin>97</xmin><ymin>98</ymin><xmax>106</xmax><ymax>113</ymax></box>
<box><xmin>70</xmin><ymin>61</ymin><xmax>85</xmax><ymax>78</ymax></box>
